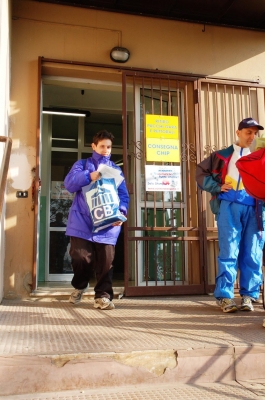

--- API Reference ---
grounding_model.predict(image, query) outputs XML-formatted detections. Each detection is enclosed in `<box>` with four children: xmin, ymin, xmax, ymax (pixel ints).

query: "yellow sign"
<box><xmin>145</xmin><ymin>114</ymin><xmax>180</xmax><ymax>161</ymax></box>
<box><xmin>146</xmin><ymin>115</ymin><xmax>179</xmax><ymax>139</ymax></box>
<box><xmin>146</xmin><ymin>138</ymin><xmax>180</xmax><ymax>162</ymax></box>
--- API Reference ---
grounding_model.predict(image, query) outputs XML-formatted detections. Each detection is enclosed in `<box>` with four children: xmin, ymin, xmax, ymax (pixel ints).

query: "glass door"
<box><xmin>39</xmin><ymin>107</ymin><xmax>124</xmax><ymax>284</ymax></box>
<box><xmin>39</xmin><ymin>114</ymin><xmax>79</xmax><ymax>282</ymax></box>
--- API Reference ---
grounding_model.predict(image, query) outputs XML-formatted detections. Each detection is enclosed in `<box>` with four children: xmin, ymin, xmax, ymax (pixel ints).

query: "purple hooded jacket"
<box><xmin>64</xmin><ymin>151</ymin><xmax>130</xmax><ymax>245</ymax></box>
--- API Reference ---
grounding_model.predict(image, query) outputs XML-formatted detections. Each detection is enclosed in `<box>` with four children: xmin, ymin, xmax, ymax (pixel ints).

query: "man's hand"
<box><xmin>221</xmin><ymin>182</ymin><xmax>233</xmax><ymax>192</ymax></box>
<box><xmin>90</xmin><ymin>171</ymin><xmax>102</xmax><ymax>181</ymax></box>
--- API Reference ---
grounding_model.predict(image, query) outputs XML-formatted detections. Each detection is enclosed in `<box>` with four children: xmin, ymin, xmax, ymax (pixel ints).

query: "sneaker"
<box><xmin>69</xmin><ymin>288</ymin><xmax>85</xmax><ymax>304</ymax></box>
<box><xmin>240</xmin><ymin>296</ymin><xmax>254</xmax><ymax>311</ymax></box>
<box><xmin>94</xmin><ymin>297</ymin><xmax>115</xmax><ymax>310</ymax></box>
<box><xmin>251</xmin><ymin>297</ymin><xmax>262</xmax><ymax>304</ymax></box>
<box><xmin>217</xmin><ymin>298</ymin><xmax>238</xmax><ymax>313</ymax></box>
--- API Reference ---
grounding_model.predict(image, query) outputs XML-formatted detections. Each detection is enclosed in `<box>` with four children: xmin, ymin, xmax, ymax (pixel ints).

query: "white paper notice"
<box><xmin>97</xmin><ymin>164</ymin><xmax>124</xmax><ymax>187</ymax></box>
<box><xmin>51</xmin><ymin>181</ymin><xmax>75</xmax><ymax>200</ymax></box>
<box><xmin>145</xmin><ymin>165</ymin><xmax>181</xmax><ymax>192</ymax></box>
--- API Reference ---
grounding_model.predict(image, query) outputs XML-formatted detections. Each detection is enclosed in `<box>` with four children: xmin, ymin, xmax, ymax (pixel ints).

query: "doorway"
<box><xmin>38</xmin><ymin>80</ymin><xmax>125</xmax><ymax>288</ymax></box>
<box><xmin>36</xmin><ymin>60</ymin><xmax>265</xmax><ymax>296</ymax></box>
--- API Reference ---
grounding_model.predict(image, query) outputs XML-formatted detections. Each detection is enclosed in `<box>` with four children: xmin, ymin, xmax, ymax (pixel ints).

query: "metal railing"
<box><xmin>0</xmin><ymin>136</ymin><xmax>12</xmax><ymax>220</ymax></box>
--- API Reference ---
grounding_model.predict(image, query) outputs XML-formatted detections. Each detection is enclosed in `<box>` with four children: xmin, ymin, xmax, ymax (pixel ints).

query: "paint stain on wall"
<box><xmin>8</xmin><ymin>146</ymin><xmax>36</xmax><ymax>190</ymax></box>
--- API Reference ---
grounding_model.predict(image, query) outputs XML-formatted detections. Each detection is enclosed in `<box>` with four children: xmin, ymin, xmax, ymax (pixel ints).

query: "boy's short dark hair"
<box><xmin>92</xmin><ymin>130</ymin><xmax>115</xmax><ymax>145</ymax></box>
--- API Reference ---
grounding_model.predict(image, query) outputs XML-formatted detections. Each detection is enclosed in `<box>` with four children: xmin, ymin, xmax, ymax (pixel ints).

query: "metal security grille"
<box><xmin>122</xmin><ymin>71</ymin><xmax>204</xmax><ymax>296</ymax></box>
<box><xmin>197</xmin><ymin>78</ymin><xmax>265</xmax><ymax>293</ymax></box>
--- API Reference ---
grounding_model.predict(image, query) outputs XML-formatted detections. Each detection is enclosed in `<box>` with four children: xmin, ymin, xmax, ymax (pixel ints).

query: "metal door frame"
<box><xmin>196</xmin><ymin>77</ymin><xmax>265</xmax><ymax>294</ymax></box>
<box><xmin>122</xmin><ymin>70</ymin><xmax>205</xmax><ymax>296</ymax></box>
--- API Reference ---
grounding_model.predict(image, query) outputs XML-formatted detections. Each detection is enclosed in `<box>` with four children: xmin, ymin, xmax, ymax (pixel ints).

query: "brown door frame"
<box><xmin>122</xmin><ymin>70</ymin><xmax>205</xmax><ymax>296</ymax></box>
<box><xmin>196</xmin><ymin>77</ymin><xmax>265</xmax><ymax>294</ymax></box>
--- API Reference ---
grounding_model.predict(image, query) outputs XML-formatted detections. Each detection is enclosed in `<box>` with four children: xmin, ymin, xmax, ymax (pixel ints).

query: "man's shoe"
<box><xmin>69</xmin><ymin>288</ymin><xmax>85</xmax><ymax>304</ymax></box>
<box><xmin>251</xmin><ymin>297</ymin><xmax>262</xmax><ymax>304</ymax></box>
<box><xmin>240</xmin><ymin>296</ymin><xmax>254</xmax><ymax>311</ymax></box>
<box><xmin>217</xmin><ymin>298</ymin><xmax>238</xmax><ymax>313</ymax></box>
<box><xmin>94</xmin><ymin>297</ymin><xmax>115</xmax><ymax>310</ymax></box>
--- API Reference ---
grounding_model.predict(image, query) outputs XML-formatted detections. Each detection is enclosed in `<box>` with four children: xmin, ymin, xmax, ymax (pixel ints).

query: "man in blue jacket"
<box><xmin>196</xmin><ymin>118</ymin><xmax>265</xmax><ymax>313</ymax></box>
<box><xmin>64</xmin><ymin>130</ymin><xmax>129</xmax><ymax>310</ymax></box>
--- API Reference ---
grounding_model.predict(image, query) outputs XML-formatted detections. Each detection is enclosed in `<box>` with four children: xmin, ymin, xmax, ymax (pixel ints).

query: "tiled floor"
<box><xmin>0</xmin><ymin>381</ymin><xmax>263</xmax><ymax>400</ymax></box>
<box><xmin>0</xmin><ymin>295</ymin><xmax>265</xmax><ymax>399</ymax></box>
<box><xmin>0</xmin><ymin>296</ymin><xmax>264</xmax><ymax>356</ymax></box>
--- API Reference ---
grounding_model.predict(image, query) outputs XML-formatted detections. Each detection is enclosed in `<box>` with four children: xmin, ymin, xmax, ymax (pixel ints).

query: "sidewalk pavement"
<box><xmin>0</xmin><ymin>295</ymin><xmax>265</xmax><ymax>398</ymax></box>
<box><xmin>1</xmin><ymin>381</ymin><xmax>265</xmax><ymax>400</ymax></box>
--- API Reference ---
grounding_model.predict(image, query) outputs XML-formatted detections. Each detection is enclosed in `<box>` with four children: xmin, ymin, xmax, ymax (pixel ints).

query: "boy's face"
<box><xmin>92</xmin><ymin>139</ymin><xmax>112</xmax><ymax>156</ymax></box>
<box><xmin>236</xmin><ymin>127</ymin><xmax>258</xmax><ymax>148</ymax></box>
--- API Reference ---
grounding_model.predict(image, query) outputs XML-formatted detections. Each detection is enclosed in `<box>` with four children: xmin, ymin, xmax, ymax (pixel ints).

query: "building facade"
<box><xmin>1</xmin><ymin>0</ymin><xmax>265</xmax><ymax>299</ymax></box>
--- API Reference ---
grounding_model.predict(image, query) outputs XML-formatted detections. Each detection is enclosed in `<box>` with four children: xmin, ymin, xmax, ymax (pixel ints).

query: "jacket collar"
<box><xmin>92</xmin><ymin>151</ymin><xmax>111</xmax><ymax>164</ymax></box>
<box><xmin>233</xmin><ymin>143</ymin><xmax>251</xmax><ymax>156</ymax></box>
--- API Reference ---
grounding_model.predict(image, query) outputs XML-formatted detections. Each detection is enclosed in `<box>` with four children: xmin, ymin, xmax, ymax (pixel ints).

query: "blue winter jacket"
<box><xmin>196</xmin><ymin>145</ymin><xmax>265</xmax><ymax>231</ymax></box>
<box><xmin>64</xmin><ymin>151</ymin><xmax>130</xmax><ymax>245</ymax></box>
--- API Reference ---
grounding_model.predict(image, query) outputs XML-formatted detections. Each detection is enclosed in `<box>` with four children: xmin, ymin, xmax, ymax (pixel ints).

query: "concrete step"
<box><xmin>0</xmin><ymin>296</ymin><xmax>265</xmax><ymax>396</ymax></box>
<box><xmin>31</xmin><ymin>286</ymin><xmax>124</xmax><ymax>298</ymax></box>
<box><xmin>0</xmin><ymin>381</ymin><xmax>264</xmax><ymax>400</ymax></box>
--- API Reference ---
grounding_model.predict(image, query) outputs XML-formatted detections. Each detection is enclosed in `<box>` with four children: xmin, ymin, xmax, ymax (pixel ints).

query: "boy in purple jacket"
<box><xmin>64</xmin><ymin>130</ymin><xmax>129</xmax><ymax>310</ymax></box>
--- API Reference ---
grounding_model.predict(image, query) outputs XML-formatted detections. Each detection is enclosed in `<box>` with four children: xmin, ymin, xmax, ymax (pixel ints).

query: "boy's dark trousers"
<box><xmin>69</xmin><ymin>236</ymin><xmax>115</xmax><ymax>300</ymax></box>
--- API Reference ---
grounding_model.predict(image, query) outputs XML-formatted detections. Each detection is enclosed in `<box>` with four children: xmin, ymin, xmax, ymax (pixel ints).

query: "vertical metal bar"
<box><xmin>177</xmin><ymin>80</ymin><xmax>183</xmax><ymax>212</ymax></box>
<box><xmin>223</xmin><ymin>85</ymin><xmax>228</xmax><ymax>146</ymax></box>
<box><xmin>159</xmin><ymin>78</ymin><xmax>163</xmax><ymax>115</ymax></box>
<box><xmin>181</xmin><ymin>239</ymin><xmax>185</xmax><ymax>284</ymax></box>
<box><xmin>160</xmin><ymin>77</ymin><xmax>164</xmax><ymax>216</ymax></box>
<box><xmin>163</xmin><ymin>241</ymin><xmax>167</xmax><ymax>285</ymax></box>
<box><xmin>189</xmin><ymin>241</ymin><xmax>193</xmax><ymax>284</ymax></box>
<box><xmin>213</xmin><ymin>239</ymin><xmax>218</xmax><ymax>278</ymax></box>
<box><xmin>195</xmin><ymin>79</ymin><xmax>207</xmax><ymax>288</ymax></box>
<box><xmin>154</xmin><ymin>239</ymin><xmax>158</xmax><ymax>286</ymax></box>
<box><xmin>176</xmin><ymin>80</ymin><xmax>184</xmax><ymax>287</ymax></box>
<box><xmin>248</xmin><ymin>87</ymin><xmax>252</xmax><ymax>117</ymax></box>
<box><xmin>142</xmin><ymin>77</ymin><xmax>148</xmax><ymax>229</ymax></box>
<box><xmin>132</xmin><ymin>75</ymin><xmax>139</xmax><ymax>288</ymax></box>
<box><xmin>122</xmin><ymin>72</ymin><xmax>130</xmax><ymax>291</ymax></box>
<box><xmin>184</xmin><ymin>82</ymin><xmax>191</xmax><ymax>284</ymax></box>
<box><xmin>151</xmin><ymin>77</ymin><xmax>154</xmax><ymax>115</ymax></box>
<box><xmin>146</xmin><ymin>238</ymin><xmax>151</xmax><ymax>286</ymax></box>
<box><xmin>132</xmin><ymin>76</ymin><xmax>137</xmax><ymax>229</ymax></box>
<box><xmin>240</xmin><ymin>85</ymin><xmax>243</xmax><ymax>121</ymax></box>
<box><xmin>168</xmin><ymin>77</ymin><xmax>172</xmax><ymax>117</ymax></box>
<box><xmin>184</xmin><ymin>82</ymin><xmax>192</xmax><ymax>227</ymax></box>
<box><xmin>232</xmin><ymin>85</ymin><xmax>236</xmax><ymax>133</ymax></box>
<box><xmin>172</xmin><ymin>239</ymin><xmax>176</xmax><ymax>284</ymax></box>
<box><xmin>145</xmin><ymin>240</ymin><xmax>149</xmax><ymax>286</ymax></box>
<box><xmin>256</xmin><ymin>87</ymin><xmax>259</xmax><ymax>119</ymax></box>
<box><xmin>151</xmin><ymin>77</ymin><xmax>157</xmax><ymax>228</ymax></box>
<box><xmin>173</xmin><ymin>80</ymin><xmax>179</xmax><ymax>211</ymax></box>
<box><xmin>206</xmin><ymin>83</ymin><xmax>211</xmax><ymax>149</ymax></box>
<box><xmin>215</xmin><ymin>84</ymin><xmax>219</xmax><ymax>149</ymax></box>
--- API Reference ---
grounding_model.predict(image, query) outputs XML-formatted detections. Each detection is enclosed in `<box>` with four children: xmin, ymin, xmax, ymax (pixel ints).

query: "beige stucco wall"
<box><xmin>6</xmin><ymin>0</ymin><xmax>265</xmax><ymax>297</ymax></box>
<box><xmin>0</xmin><ymin>0</ymin><xmax>11</xmax><ymax>302</ymax></box>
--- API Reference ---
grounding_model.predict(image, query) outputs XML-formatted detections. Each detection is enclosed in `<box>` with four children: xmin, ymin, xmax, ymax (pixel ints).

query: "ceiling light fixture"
<box><xmin>42</xmin><ymin>107</ymin><xmax>91</xmax><ymax>117</ymax></box>
<box><xmin>52</xmin><ymin>138</ymin><xmax>76</xmax><ymax>141</ymax></box>
<box><xmin>110</xmin><ymin>46</ymin><xmax>130</xmax><ymax>63</ymax></box>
